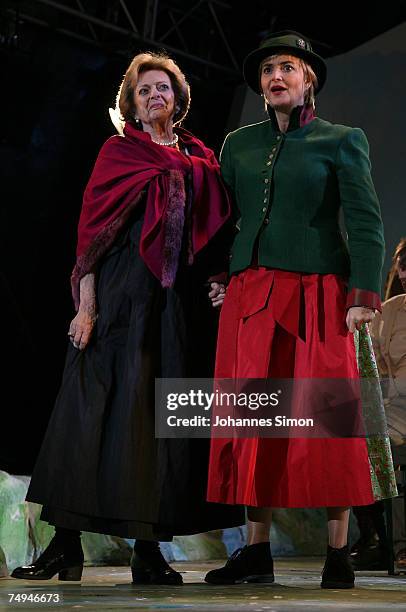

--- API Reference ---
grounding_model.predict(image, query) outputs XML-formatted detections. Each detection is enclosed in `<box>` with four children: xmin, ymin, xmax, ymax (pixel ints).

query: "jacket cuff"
<box><xmin>346</xmin><ymin>288</ymin><xmax>382</xmax><ymax>312</ymax></box>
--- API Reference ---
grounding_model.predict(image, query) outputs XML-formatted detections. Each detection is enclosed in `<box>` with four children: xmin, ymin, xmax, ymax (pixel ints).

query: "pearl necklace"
<box><xmin>151</xmin><ymin>133</ymin><xmax>179</xmax><ymax>147</ymax></box>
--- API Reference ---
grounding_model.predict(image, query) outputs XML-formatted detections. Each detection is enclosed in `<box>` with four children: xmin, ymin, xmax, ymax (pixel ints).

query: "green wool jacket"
<box><xmin>220</xmin><ymin>109</ymin><xmax>385</xmax><ymax>309</ymax></box>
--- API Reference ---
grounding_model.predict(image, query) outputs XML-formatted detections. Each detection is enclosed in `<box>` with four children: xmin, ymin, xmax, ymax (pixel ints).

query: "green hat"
<box><xmin>243</xmin><ymin>30</ymin><xmax>327</xmax><ymax>95</ymax></box>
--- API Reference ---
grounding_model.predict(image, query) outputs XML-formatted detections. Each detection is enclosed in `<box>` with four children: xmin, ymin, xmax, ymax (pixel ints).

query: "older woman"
<box><xmin>205</xmin><ymin>31</ymin><xmax>397</xmax><ymax>589</ymax></box>
<box><xmin>11</xmin><ymin>52</ymin><xmax>243</xmax><ymax>584</ymax></box>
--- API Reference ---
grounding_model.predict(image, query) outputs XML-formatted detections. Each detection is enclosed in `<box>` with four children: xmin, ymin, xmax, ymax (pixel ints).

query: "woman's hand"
<box><xmin>69</xmin><ymin>272</ymin><xmax>97</xmax><ymax>350</ymax></box>
<box><xmin>346</xmin><ymin>306</ymin><xmax>375</xmax><ymax>333</ymax></box>
<box><xmin>68</xmin><ymin>306</ymin><xmax>97</xmax><ymax>350</ymax></box>
<box><xmin>208</xmin><ymin>282</ymin><xmax>226</xmax><ymax>308</ymax></box>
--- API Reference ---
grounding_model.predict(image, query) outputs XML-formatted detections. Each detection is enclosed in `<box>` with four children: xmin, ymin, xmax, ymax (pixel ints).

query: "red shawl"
<box><xmin>71</xmin><ymin>123</ymin><xmax>230</xmax><ymax>309</ymax></box>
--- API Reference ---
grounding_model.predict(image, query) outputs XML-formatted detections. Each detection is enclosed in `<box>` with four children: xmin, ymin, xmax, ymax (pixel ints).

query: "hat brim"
<box><xmin>243</xmin><ymin>44</ymin><xmax>327</xmax><ymax>95</ymax></box>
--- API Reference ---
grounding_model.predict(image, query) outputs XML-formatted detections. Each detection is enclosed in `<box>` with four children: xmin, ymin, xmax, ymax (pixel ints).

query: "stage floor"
<box><xmin>1</xmin><ymin>558</ymin><xmax>405</xmax><ymax>610</ymax></box>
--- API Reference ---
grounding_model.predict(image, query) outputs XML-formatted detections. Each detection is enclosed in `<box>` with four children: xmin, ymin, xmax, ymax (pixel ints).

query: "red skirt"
<box><xmin>207</xmin><ymin>268</ymin><xmax>375</xmax><ymax>508</ymax></box>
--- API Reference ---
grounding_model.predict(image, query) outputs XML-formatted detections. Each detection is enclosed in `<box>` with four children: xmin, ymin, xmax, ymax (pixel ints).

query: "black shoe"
<box><xmin>11</xmin><ymin>537</ymin><xmax>84</xmax><ymax>581</ymax></box>
<box><xmin>204</xmin><ymin>542</ymin><xmax>274</xmax><ymax>585</ymax></box>
<box><xmin>131</xmin><ymin>542</ymin><xmax>182</xmax><ymax>586</ymax></box>
<box><xmin>321</xmin><ymin>545</ymin><xmax>355</xmax><ymax>589</ymax></box>
<box><xmin>350</xmin><ymin>542</ymin><xmax>388</xmax><ymax>571</ymax></box>
<box><xmin>350</xmin><ymin>534</ymin><xmax>377</xmax><ymax>555</ymax></box>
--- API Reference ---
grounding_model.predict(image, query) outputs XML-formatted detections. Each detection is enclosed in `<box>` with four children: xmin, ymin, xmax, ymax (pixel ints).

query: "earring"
<box><xmin>134</xmin><ymin>115</ymin><xmax>141</xmax><ymax>124</ymax></box>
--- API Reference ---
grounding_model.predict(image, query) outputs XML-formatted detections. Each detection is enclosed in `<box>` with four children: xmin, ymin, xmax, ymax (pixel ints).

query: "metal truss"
<box><xmin>3</xmin><ymin>0</ymin><xmax>241</xmax><ymax>76</ymax></box>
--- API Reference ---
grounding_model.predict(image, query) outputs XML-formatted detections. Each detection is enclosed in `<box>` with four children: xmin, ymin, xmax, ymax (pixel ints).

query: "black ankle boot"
<box><xmin>11</xmin><ymin>530</ymin><xmax>84</xmax><ymax>581</ymax></box>
<box><xmin>204</xmin><ymin>542</ymin><xmax>274</xmax><ymax>585</ymax></box>
<box><xmin>350</xmin><ymin>542</ymin><xmax>389</xmax><ymax>570</ymax></box>
<box><xmin>131</xmin><ymin>540</ymin><xmax>182</xmax><ymax>585</ymax></box>
<box><xmin>321</xmin><ymin>545</ymin><xmax>355</xmax><ymax>589</ymax></box>
<box><xmin>350</xmin><ymin>502</ymin><xmax>387</xmax><ymax>569</ymax></box>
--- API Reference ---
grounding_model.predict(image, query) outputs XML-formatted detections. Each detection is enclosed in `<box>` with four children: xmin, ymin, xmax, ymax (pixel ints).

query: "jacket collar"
<box><xmin>267</xmin><ymin>104</ymin><xmax>315</xmax><ymax>133</ymax></box>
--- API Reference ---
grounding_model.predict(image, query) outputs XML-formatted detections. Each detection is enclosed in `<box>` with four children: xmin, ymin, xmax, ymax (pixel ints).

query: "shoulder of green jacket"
<box><xmin>224</xmin><ymin>117</ymin><xmax>365</xmax><ymax>144</ymax></box>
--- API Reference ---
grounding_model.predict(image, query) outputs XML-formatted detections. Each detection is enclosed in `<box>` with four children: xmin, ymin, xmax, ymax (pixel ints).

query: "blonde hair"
<box><xmin>299</xmin><ymin>59</ymin><xmax>318</xmax><ymax>109</ymax></box>
<box><xmin>384</xmin><ymin>237</ymin><xmax>406</xmax><ymax>300</ymax></box>
<box><xmin>109</xmin><ymin>52</ymin><xmax>191</xmax><ymax>134</ymax></box>
<box><xmin>260</xmin><ymin>54</ymin><xmax>318</xmax><ymax>111</ymax></box>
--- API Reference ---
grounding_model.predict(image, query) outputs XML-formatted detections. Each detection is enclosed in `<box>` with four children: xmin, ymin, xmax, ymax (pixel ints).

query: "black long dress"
<box><xmin>27</xmin><ymin>203</ymin><xmax>243</xmax><ymax>539</ymax></box>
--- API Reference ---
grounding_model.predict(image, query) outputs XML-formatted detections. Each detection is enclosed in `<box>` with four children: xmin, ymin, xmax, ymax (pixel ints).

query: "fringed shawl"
<box><xmin>71</xmin><ymin>123</ymin><xmax>230</xmax><ymax>309</ymax></box>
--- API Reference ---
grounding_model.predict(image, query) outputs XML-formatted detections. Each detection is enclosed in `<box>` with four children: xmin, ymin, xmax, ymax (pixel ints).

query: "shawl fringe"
<box><xmin>71</xmin><ymin>191</ymin><xmax>145</xmax><ymax>310</ymax></box>
<box><xmin>161</xmin><ymin>170</ymin><xmax>186</xmax><ymax>288</ymax></box>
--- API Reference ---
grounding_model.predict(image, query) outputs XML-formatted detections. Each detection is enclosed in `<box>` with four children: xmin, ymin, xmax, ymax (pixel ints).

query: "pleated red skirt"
<box><xmin>207</xmin><ymin>268</ymin><xmax>375</xmax><ymax>508</ymax></box>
